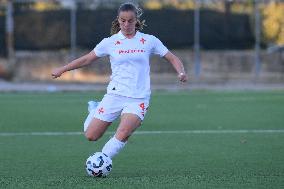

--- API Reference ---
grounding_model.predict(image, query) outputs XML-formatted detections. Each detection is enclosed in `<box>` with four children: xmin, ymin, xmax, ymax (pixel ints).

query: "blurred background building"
<box><xmin>0</xmin><ymin>0</ymin><xmax>284</xmax><ymax>87</ymax></box>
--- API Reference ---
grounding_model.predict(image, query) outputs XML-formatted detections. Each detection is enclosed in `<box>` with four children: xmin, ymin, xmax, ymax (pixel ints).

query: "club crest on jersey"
<box><xmin>115</xmin><ymin>41</ymin><xmax>121</xmax><ymax>45</ymax></box>
<box><xmin>140</xmin><ymin>38</ymin><xmax>146</xmax><ymax>44</ymax></box>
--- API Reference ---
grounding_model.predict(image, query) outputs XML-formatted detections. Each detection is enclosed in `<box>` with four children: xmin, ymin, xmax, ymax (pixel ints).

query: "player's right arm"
<box><xmin>51</xmin><ymin>51</ymin><xmax>99</xmax><ymax>79</ymax></box>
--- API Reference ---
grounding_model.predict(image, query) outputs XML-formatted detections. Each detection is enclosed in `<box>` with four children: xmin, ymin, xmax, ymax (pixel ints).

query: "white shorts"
<box><xmin>94</xmin><ymin>94</ymin><xmax>150</xmax><ymax>122</ymax></box>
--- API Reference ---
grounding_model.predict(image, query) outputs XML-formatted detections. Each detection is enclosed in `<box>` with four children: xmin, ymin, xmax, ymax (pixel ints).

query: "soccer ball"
<box><xmin>85</xmin><ymin>152</ymin><xmax>112</xmax><ymax>177</ymax></box>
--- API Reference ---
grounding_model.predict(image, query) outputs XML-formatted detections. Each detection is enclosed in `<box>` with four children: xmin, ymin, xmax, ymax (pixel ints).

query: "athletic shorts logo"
<box><xmin>98</xmin><ymin>107</ymin><xmax>104</xmax><ymax>114</ymax></box>
<box><xmin>139</xmin><ymin>103</ymin><xmax>147</xmax><ymax>117</ymax></box>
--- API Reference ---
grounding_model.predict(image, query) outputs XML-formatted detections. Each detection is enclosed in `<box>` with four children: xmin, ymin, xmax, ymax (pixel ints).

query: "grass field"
<box><xmin>0</xmin><ymin>90</ymin><xmax>284</xmax><ymax>188</ymax></box>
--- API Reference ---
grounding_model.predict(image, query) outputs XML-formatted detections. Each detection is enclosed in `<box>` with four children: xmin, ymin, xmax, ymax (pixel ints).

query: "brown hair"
<box><xmin>111</xmin><ymin>3</ymin><xmax>146</xmax><ymax>35</ymax></box>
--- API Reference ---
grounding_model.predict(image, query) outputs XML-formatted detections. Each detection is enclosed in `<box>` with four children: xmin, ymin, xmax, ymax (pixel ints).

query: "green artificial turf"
<box><xmin>0</xmin><ymin>90</ymin><xmax>283</xmax><ymax>188</ymax></box>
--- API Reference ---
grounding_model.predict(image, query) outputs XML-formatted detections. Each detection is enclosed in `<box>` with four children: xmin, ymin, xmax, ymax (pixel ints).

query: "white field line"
<box><xmin>0</xmin><ymin>129</ymin><xmax>284</xmax><ymax>137</ymax></box>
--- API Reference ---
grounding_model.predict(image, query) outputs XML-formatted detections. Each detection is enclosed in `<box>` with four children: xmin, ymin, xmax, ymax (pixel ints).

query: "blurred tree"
<box><xmin>13</xmin><ymin>0</ymin><xmax>60</xmax><ymax>11</ymax></box>
<box><xmin>33</xmin><ymin>1</ymin><xmax>60</xmax><ymax>11</ymax></box>
<box><xmin>144</xmin><ymin>0</ymin><xmax>194</xmax><ymax>10</ymax></box>
<box><xmin>144</xmin><ymin>0</ymin><xmax>163</xmax><ymax>9</ymax></box>
<box><xmin>231</xmin><ymin>1</ymin><xmax>253</xmax><ymax>14</ymax></box>
<box><xmin>262</xmin><ymin>1</ymin><xmax>284</xmax><ymax>45</ymax></box>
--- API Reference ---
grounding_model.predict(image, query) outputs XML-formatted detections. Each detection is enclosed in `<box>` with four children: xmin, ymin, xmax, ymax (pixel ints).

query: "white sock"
<box><xmin>83</xmin><ymin>101</ymin><xmax>99</xmax><ymax>132</ymax></box>
<box><xmin>102</xmin><ymin>136</ymin><xmax>127</xmax><ymax>159</ymax></box>
<box><xmin>83</xmin><ymin>110</ymin><xmax>96</xmax><ymax>132</ymax></box>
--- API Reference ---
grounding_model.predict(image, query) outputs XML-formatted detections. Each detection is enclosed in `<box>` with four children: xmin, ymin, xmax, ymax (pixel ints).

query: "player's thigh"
<box><xmin>115</xmin><ymin>113</ymin><xmax>142</xmax><ymax>141</ymax></box>
<box><xmin>121</xmin><ymin>97</ymin><xmax>150</xmax><ymax>122</ymax></box>
<box><xmin>85</xmin><ymin>118</ymin><xmax>111</xmax><ymax>141</ymax></box>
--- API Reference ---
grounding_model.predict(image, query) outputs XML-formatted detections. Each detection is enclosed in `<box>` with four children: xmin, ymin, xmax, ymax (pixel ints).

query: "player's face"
<box><xmin>118</xmin><ymin>11</ymin><xmax>137</xmax><ymax>36</ymax></box>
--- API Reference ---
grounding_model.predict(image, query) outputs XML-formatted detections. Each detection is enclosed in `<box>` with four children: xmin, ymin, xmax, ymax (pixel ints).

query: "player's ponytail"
<box><xmin>110</xmin><ymin>2</ymin><xmax>146</xmax><ymax>35</ymax></box>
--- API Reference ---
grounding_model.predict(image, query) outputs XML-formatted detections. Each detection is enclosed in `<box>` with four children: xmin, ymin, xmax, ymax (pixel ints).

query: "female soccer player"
<box><xmin>51</xmin><ymin>2</ymin><xmax>187</xmax><ymax>159</ymax></box>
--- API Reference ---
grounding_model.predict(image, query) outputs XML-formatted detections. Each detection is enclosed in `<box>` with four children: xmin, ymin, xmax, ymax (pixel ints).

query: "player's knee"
<box><xmin>116</xmin><ymin>128</ymin><xmax>131</xmax><ymax>140</ymax></box>
<box><xmin>84</xmin><ymin>132</ymin><xmax>100</xmax><ymax>141</ymax></box>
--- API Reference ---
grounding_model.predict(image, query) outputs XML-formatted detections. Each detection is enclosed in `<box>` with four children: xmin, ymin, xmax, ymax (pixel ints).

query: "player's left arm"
<box><xmin>164</xmin><ymin>51</ymin><xmax>188</xmax><ymax>82</ymax></box>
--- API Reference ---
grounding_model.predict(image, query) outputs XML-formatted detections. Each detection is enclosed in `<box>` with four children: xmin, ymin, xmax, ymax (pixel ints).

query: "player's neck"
<box><xmin>122</xmin><ymin>31</ymin><xmax>136</xmax><ymax>39</ymax></box>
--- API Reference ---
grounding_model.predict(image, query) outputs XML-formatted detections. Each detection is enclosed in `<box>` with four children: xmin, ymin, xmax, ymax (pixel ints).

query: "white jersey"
<box><xmin>93</xmin><ymin>31</ymin><xmax>168</xmax><ymax>98</ymax></box>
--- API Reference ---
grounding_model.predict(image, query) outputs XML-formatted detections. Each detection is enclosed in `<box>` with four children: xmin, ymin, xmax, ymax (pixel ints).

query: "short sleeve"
<box><xmin>151</xmin><ymin>36</ymin><xmax>169</xmax><ymax>57</ymax></box>
<box><xmin>93</xmin><ymin>38</ymin><xmax>110</xmax><ymax>57</ymax></box>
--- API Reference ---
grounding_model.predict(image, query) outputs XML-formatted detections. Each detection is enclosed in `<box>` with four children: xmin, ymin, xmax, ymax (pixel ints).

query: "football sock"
<box><xmin>83</xmin><ymin>101</ymin><xmax>99</xmax><ymax>132</ymax></box>
<box><xmin>102</xmin><ymin>136</ymin><xmax>127</xmax><ymax>159</ymax></box>
<box><xmin>83</xmin><ymin>109</ymin><xmax>96</xmax><ymax>132</ymax></box>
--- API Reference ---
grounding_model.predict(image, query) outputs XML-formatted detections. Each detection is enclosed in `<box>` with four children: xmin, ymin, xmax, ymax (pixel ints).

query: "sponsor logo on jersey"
<box><xmin>118</xmin><ymin>49</ymin><xmax>145</xmax><ymax>54</ymax></box>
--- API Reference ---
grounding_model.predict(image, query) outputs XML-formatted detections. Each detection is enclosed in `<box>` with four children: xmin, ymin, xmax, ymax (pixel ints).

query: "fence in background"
<box><xmin>0</xmin><ymin>0</ymin><xmax>283</xmax><ymax>82</ymax></box>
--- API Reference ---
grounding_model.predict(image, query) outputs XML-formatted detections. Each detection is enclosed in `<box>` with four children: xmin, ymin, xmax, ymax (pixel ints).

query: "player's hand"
<box><xmin>178</xmin><ymin>73</ymin><xmax>188</xmax><ymax>82</ymax></box>
<box><xmin>51</xmin><ymin>67</ymin><xmax>64</xmax><ymax>79</ymax></box>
